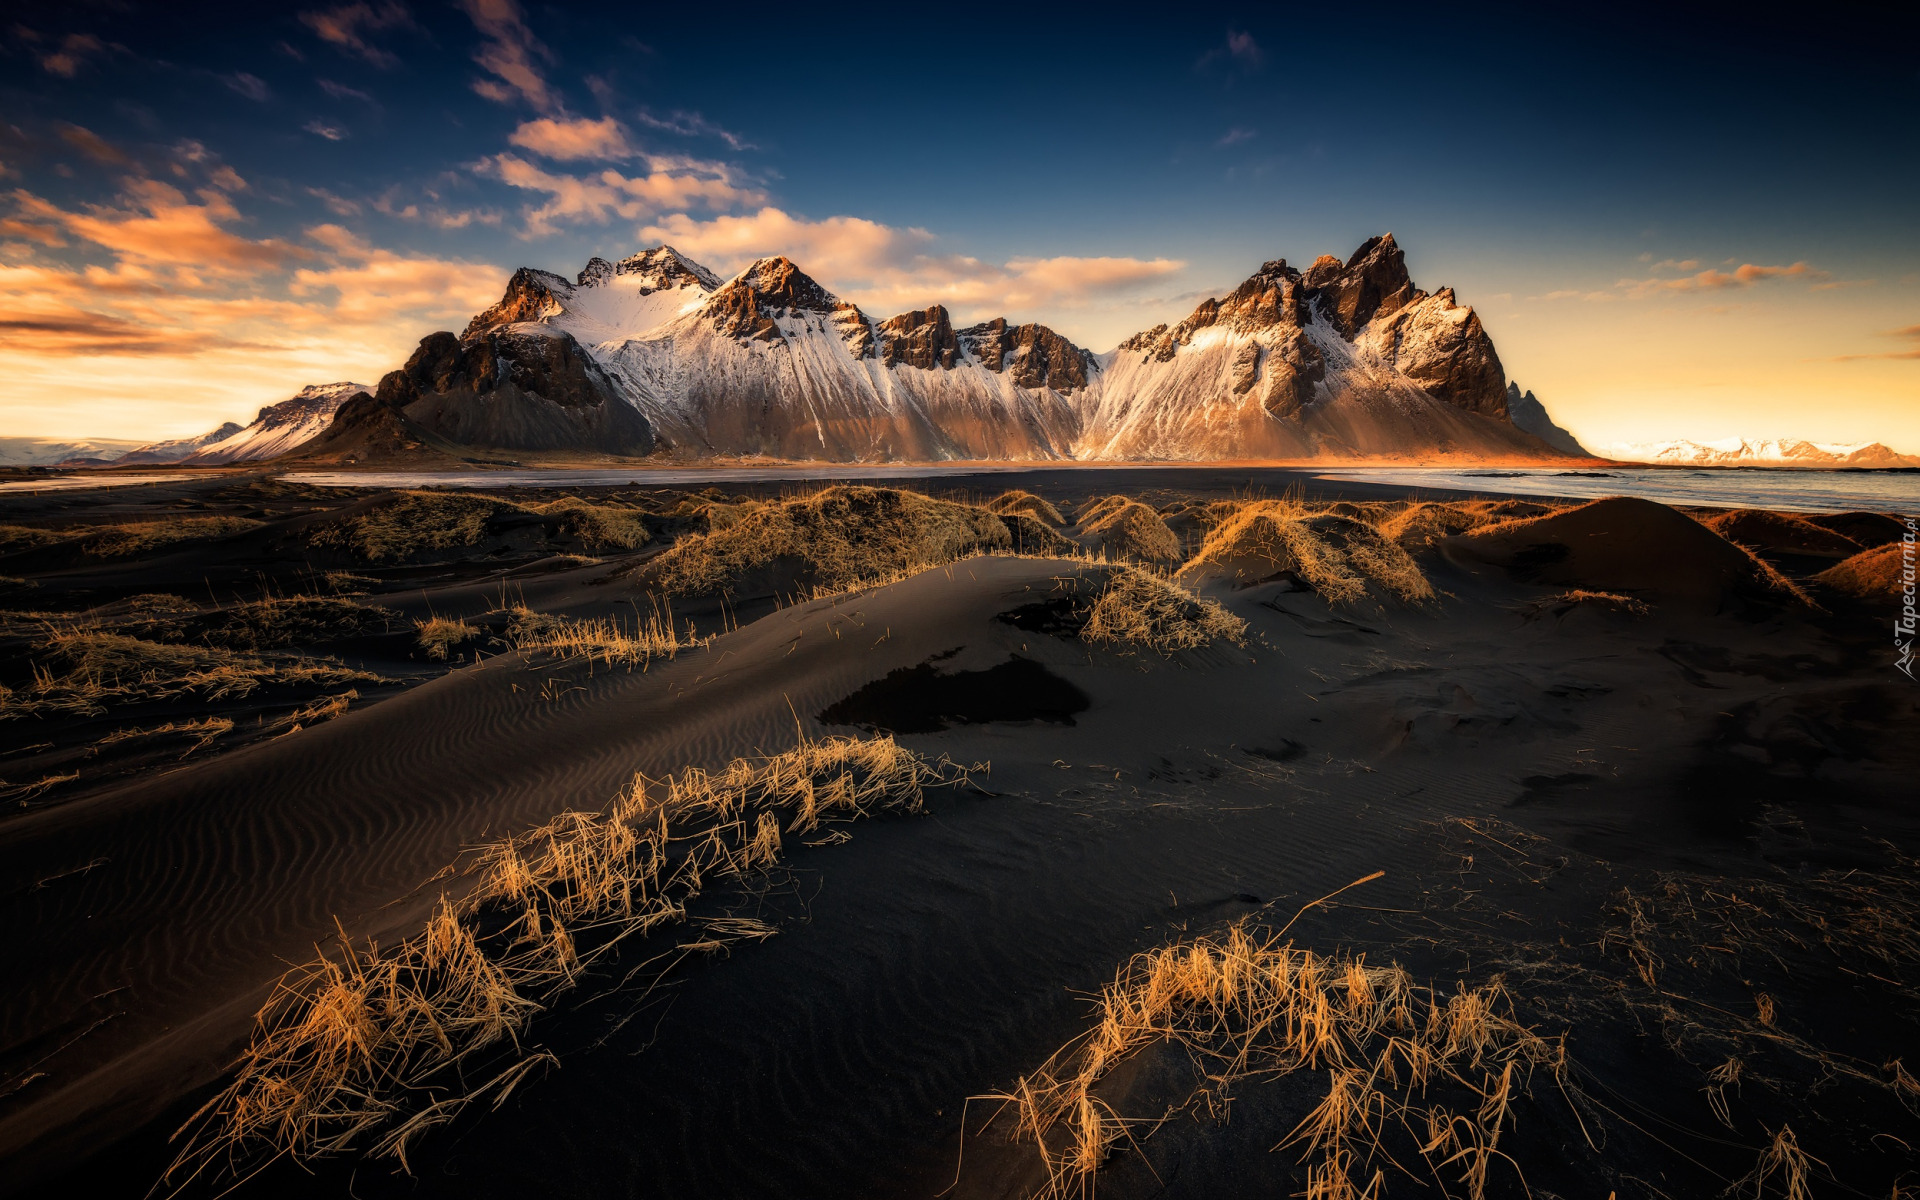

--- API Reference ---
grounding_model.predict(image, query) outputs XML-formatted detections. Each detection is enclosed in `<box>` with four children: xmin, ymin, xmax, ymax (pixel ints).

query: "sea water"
<box><xmin>1314</xmin><ymin>467</ymin><xmax>1919</xmax><ymax>514</ymax></box>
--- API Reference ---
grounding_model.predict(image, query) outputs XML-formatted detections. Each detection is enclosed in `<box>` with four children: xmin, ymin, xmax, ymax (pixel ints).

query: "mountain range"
<box><xmin>1601</xmin><ymin>438</ymin><xmax>1920</xmax><ymax>468</ymax></box>
<box><xmin>91</xmin><ymin>236</ymin><xmax>1607</xmax><ymax>465</ymax></box>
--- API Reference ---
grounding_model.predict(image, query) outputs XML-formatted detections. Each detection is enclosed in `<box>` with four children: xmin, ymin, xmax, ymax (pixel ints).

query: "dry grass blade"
<box><xmin>1729</xmin><ymin>1125</ymin><xmax>1819</xmax><ymax>1200</ymax></box>
<box><xmin>168</xmin><ymin>734</ymin><xmax>982</xmax><ymax>1188</ymax></box>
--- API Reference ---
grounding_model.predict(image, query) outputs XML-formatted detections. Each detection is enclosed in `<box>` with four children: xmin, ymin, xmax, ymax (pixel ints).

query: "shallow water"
<box><xmin>0</xmin><ymin>473</ymin><xmax>197</xmax><ymax>494</ymax></box>
<box><xmin>1315</xmin><ymin>466</ymin><xmax>1920</xmax><ymax>513</ymax></box>
<box><xmin>278</xmin><ymin>464</ymin><xmax>1042</xmax><ymax>489</ymax></box>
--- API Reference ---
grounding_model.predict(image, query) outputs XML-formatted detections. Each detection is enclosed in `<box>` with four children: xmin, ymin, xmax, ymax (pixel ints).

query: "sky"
<box><xmin>2</xmin><ymin>0</ymin><xmax>1917</xmax><ymax>453</ymax></box>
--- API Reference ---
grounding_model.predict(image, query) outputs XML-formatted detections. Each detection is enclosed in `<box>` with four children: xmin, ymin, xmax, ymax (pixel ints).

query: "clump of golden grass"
<box><xmin>1375</xmin><ymin>501</ymin><xmax>1503</xmax><ymax>550</ymax></box>
<box><xmin>1081</xmin><ymin>566</ymin><xmax>1247</xmax><ymax>653</ymax></box>
<box><xmin>648</xmin><ymin>485</ymin><xmax>1014</xmax><ymax>597</ymax></box>
<box><xmin>169</xmin><ymin>734</ymin><xmax>980</xmax><ymax>1180</ymax></box>
<box><xmin>0</xmin><ymin>516</ymin><xmax>263</xmax><ymax>557</ymax></box>
<box><xmin>309</xmin><ymin>491</ymin><xmax>519</xmax><ymax>562</ymax></box>
<box><xmin>989</xmin><ymin>490</ymin><xmax>1066</xmax><ymax>527</ymax></box>
<box><xmin>0</xmin><ymin>630</ymin><xmax>379</xmax><ymax>719</ymax></box>
<box><xmin>1179</xmin><ymin>499</ymin><xmax>1433</xmax><ymax>603</ymax></box>
<box><xmin>534</xmin><ymin>496</ymin><xmax>650</xmax><ymax>551</ymax></box>
<box><xmin>81</xmin><ymin>516</ymin><xmax>263</xmax><ymax>557</ymax></box>
<box><xmin>268</xmin><ymin>692</ymin><xmax>357</xmax><ymax>736</ymax></box>
<box><xmin>0</xmin><ymin>524</ymin><xmax>65</xmax><ymax>550</ymax></box>
<box><xmin>1523</xmin><ymin>589</ymin><xmax>1653</xmax><ymax>619</ymax></box>
<box><xmin>1078</xmin><ymin>497</ymin><xmax>1182</xmax><ymax>565</ymax></box>
<box><xmin>506</xmin><ymin>605</ymin><xmax>705</xmax><ymax>667</ymax></box>
<box><xmin>88</xmin><ymin>715</ymin><xmax>235</xmax><ymax>759</ymax></box>
<box><xmin>1814</xmin><ymin>543</ymin><xmax>1907</xmax><ymax>600</ymax></box>
<box><xmin>976</xmin><ymin>916</ymin><xmax>1566</xmax><ymax>1198</ymax></box>
<box><xmin>124</xmin><ymin>595</ymin><xmax>399</xmax><ymax>650</ymax></box>
<box><xmin>323</xmin><ymin>571</ymin><xmax>380</xmax><ymax>595</ymax></box>
<box><xmin>415</xmin><ymin>616</ymin><xmax>481</xmax><ymax>660</ymax></box>
<box><xmin>1731</xmin><ymin>1126</ymin><xmax>1817</xmax><ymax>1200</ymax></box>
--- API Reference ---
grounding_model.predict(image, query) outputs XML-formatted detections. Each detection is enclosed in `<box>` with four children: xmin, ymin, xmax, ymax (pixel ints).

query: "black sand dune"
<box><xmin>2</xmin><ymin>472</ymin><xmax>1916</xmax><ymax>1199</ymax></box>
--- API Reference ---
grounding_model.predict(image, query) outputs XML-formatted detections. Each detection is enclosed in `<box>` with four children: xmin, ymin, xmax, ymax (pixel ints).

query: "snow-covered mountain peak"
<box><xmin>720</xmin><ymin>256</ymin><xmax>842</xmax><ymax>312</ymax></box>
<box><xmin>466</xmin><ymin>246</ymin><xmax>723</xmax><ymax>346</ymax></box>
<box><xmin>578</xmin><ymin>245</ymin><xmax>721</xmax><ymax>293</ymax></box>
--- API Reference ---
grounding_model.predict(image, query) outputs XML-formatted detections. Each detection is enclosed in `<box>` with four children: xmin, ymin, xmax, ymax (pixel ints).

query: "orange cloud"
<box><xmin>507</xmin><ymin>116</ymin><xmax>634</xmax><ymax>161</ymax></box>
<box><xmin>1619</xmin><ymin>261</ymin><xmax>1826</xmax><ymax>297</ymax></box>
<box><xmin>27</xmin><ymin>180</ymin><xmax>312</xmax><ymax>274</ymax></box>
<box><xmin>39</xmin><ymin>33</ymin><xmax>107</xmax><ymax>78</ymax></box>
<box><xmin>460</xmin><ymin>0</ymin><xmax>557</xmax><ymax>112</ymax></box>
<box><xmin>299</xmin><ymin>2</ymin><xmax>413</xmax><ymax>68</ymax></box>
<box><xmin>482</xmin><ymin>153</ymin><xmax>764</xmax><ymax>236</ymax></box>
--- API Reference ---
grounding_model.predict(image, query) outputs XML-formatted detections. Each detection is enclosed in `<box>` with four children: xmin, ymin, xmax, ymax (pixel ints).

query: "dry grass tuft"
<box><xmin>989</xmin><ymin>490</ymin><xmax>1067</xmax><ymax>527</ymax></box>
<box><xmin>169</xmin><ymin>734</ymin><xmax>980</xmax><ymax>1181</ymax></box>
<box><xmin>0</xmin><ymin>630</ymin><xmax>380</xmax><ymax>720</ymax></box>
<box><xmin>648</xmin><ymin>485</ymin><xmax>1014</xmax><ymax>597</ymax></box>
<box><xmin>1180</xmin><ymin>500</ymin><xmax>1433</xmax><ymax>603</ymax></box>
<box><xmin>1</xmin><ymin>516</ymin><xmax>263</xmax><ymax>557</ymax></box>
<box><xmin>1522</xmin><ymin>589</ymin><xmax>1653</xmax><ymax>620</ymax></box>
<box><xmin>124</xmin><ymin>595</ymin><xmax>398</xmax><ymax>650</ymax></box>
<box><xmin>89</xmin><ymin>715</ymin><xmax>235</xmax><ymax>759</ymax></box>
<box><xmin>1814</xmin><ymin>543</ymin><xmax>1909</xmax><ymax>600</ymax></box>
<box><xmin>1376</xmin><ymin>502</ymin><xmax>1503</xmax><ymax>550</ymax></box>
<box><xmin>1079</xmin><ymin>498</ymin><xmax>1182</xmax><ymax>565</ymax></box>
<box><xmin>976</xmin><ymin>917</ymin><xmax>1565</xmax><ymax>1198</ymax></box>
<box><xmin>1081</xmin><ymin>566</ymin><xmax>1247</xmax><ymax>653</ymax></box>
<box><xmin>80</xmin><ymin>516</ymin><xmax>263</xmax><ymax>557</ymax></box>
<box><xmin>309</xmin><ymin>491</ymin><xmax>519</xmax><ymax>562</ymax></box>
<box><xmin>534</xmin><ymin>496</ymin><xmax>650</xmax><ymax>551</ymax></box>
<box><xmin>506</xmin><ymin>605</ymin><xmax>704</xmax><ymax>667</ymax></box>
<box><xmin>415</xmin><ymin>616</ymin><xmax>481</xmax><ymax>660</ymax></box>
<box><xmin>1730</xmin><ymin>1125</ymin><xmax>1818</xmax><ymax>1200</ymax></box>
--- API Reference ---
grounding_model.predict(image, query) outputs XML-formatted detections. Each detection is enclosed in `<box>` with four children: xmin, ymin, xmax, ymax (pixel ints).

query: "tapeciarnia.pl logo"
<box><xmin>1898</xmin><ymin>516</ymin><xmax>1917</xmax><ymax>680</ymax></box>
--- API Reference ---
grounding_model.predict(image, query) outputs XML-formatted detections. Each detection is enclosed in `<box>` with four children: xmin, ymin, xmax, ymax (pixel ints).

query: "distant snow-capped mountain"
<box><xmin>97</xmin><ymin>383</ymin><xmax>373</xmax><ymax>467</ymax></box>
<box><xmin>2</xmin><ymin>436</ymin><xmax>146</xmax><ymax>467</ymax></box>
<box><xmin>1605</xmin><ymin>438</ymin><xmax>1920</xmax><ymax>468</ymax></box>
<box><xmin>337</xmin><ymin>234</ymin><xmax>1582</xmax><ymax>463</ymax></box>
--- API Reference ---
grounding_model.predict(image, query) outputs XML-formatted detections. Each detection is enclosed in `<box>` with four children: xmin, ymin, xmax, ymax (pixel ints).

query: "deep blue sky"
<box><xmin>4</xmin><ymin>0</ymin><xmax>1918</xmax><ymax>448</ymax></box>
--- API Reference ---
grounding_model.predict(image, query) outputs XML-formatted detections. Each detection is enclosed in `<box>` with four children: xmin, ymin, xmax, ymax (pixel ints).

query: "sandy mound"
<box><xmin>1078</xmin><ymin>497</ymin><xmax>1181</xmax><ymax>565</ymax></box>
<box><xmin>1814</xmin><ymin>542</ymin><xmax>1912</xmax><ymax>599</ymax></box>
<box><xmin>986</xmin><ymin>489</ymin><xmax>1065</xmax><ymax>527</ymax></box>
<box><xmin>1702</xmin><ymin>508</ymin><xmax>1862</xmax><ymax>559</ymax></box>
<box><xmin>1177</xmin><ymin>500</ymin><xmax>1431</xmax><ymax>602</ymax></box>
<box><xmin>647</xmin><ymin>485</ymin><xmax>1016</xmax><ymax>597</ymax></box>
<box><xmin>1806</xmin><ymin>510</ymin><xmax>1909</xmax><ymax>550</ymax></box>
<box><xmin>1447</xmin><ymin>496</ymin><xmax>1808</xmax><ymax>609</ymax></box>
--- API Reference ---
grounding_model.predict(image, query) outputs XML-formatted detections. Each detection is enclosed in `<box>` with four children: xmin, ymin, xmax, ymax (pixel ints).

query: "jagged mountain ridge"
<box><xmin>411</xmin><ymin>233</ymin><xmax>1568</xmax><ymax>461</ymax></box>
<box><xmin>99</xmin><ymin>237</ymin><xmax>1589</xmax><ymax>466</ymax></box>
<box><xmin>1079</xmin><ymin>236</ymin><xmax>1547</xmax><ymax>459</ymax></box>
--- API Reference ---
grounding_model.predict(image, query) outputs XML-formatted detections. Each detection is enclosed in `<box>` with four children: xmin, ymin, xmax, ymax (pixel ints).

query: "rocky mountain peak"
<box><xmin>731</xmin><ymin>257</ymin><xmax>839</xmax><ymax>312</ymax></box>
<box><xmin>877</xmin><ymin>306</ymin><xmax>960</xmax><ymax>370</ymax></box>
<box><xmin>463</xmin><ymin>267</ymin><xmax>570</xmax><ymax>339</ymax></box>
<box><xmin>959</xmin><ymin>317</ymin><xmax>1094</xmax><ymax>391</ymax></box>
<box><xmin>595</xmin><ymin>245</ymin><xmax>721</xmax><ymax>292</ymax></box>
<box><xmin>1310</xmin><ymin>233</ymin><xmax>1415</xmax><ymax>337</ymax></box>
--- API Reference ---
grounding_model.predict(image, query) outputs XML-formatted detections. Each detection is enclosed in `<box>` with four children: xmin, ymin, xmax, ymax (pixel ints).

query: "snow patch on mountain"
<box><xmin>1603</xmin><ymin>437</ymin><xmax>1920</xmax><ymax>468</ymax></box>
<box><xmin>182</xmin><ymin>382</ymin><xmax>374</xmax><ymax>463</ymax></box>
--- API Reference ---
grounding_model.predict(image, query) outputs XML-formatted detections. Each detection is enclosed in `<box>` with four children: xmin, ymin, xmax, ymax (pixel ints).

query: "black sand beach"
<box><xmin>2</xmin><ymin>469</ymin><xmax>1914</xmax><ymax>1199</ymax></box>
